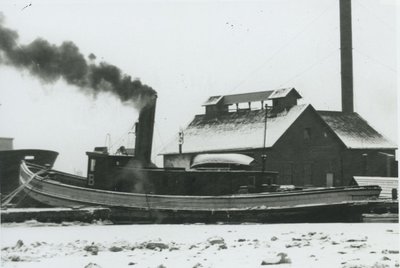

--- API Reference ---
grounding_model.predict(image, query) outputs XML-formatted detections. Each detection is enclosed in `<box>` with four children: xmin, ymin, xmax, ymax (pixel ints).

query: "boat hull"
<box><xmin>0</xmin><ymin>149</ymin><xmax>58</xmax><ymax>196</ymax></box>
<box><xmin>19</xmin><ymin>162</ymin><xmax>382</xmax><ymax>223</ymax></box>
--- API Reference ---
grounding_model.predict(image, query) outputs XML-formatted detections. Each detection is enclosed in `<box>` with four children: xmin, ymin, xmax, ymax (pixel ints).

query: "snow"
<box><xmin>202</xmin><ymin>96</ymin><xmax>224</xmax><ymax>106</ymax></box>
<box><xmin>1</xmin><ymin>222</ymin><xmax>399</xmax><ymax>268</ymax></box>
<box><xmin>318</xmin><ymin>111</ymin><xmax>396</xmax><ymax>149</ymax></box>
<box><xmin>161</xmin><ymin>104</ymin><xmax>309</xmax><ymax>155</ymax></box>
<box><xmin>268</xmin><ymin>88</ymin><xmax>297</xmax><ymax>99</ymax></box>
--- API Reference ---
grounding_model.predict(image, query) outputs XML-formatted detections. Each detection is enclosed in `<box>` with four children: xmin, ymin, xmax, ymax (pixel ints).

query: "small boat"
<box><xmin>19</xmin><ymin>161</ymin><xmax>381</xmax><ymax>223</ymax></box>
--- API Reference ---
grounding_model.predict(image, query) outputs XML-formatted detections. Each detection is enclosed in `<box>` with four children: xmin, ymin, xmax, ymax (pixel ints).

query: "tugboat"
<box><xmin>16</xmin><ymin>95</ymin><xmax>382</xmax><ymax>223</ymax></box>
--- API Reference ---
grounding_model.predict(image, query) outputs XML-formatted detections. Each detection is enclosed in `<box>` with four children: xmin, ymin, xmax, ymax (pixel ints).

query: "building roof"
<box><xmin>203</xmin><ymin>95</ymin><xmax>224</xmax><ymax>106</ymax></box>
<box><xmin>222</xmin><ymin>90</ymin><xmax>273</xmax><ymax>105</ymax></box>
<box><xmin>318</xmin><ymin>111</ymin><xmax>397</xmax><ymax>149</ymax></box>
<box><xmin>353</xmin><ymin>176</ymin><xmax>398</xmax><ymax>199</ymax></box>
<box><xmin>160</xmin><ymin>104</ymin><xmax>310</xmax><ymax>155</ymax></box>
<box><xmin>268</xmin><ymin>87</ymin><xmax>302</xmax><ymax>99</ymax></box>
<box><xmin>202</xmin><ymin>88</ymin><xmax>301</xmax><ymax>107</ymax></box>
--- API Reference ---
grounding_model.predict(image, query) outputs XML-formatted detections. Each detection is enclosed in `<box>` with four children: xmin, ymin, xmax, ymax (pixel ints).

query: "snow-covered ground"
<box><xmin>1</xmin><ymin>222</ymin><xmax>399</xmax><ymax>268</ymax></box>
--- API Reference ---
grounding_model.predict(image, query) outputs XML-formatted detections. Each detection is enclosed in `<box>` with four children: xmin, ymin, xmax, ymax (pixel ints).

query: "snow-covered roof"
<box><xmin>318</xmin><ymin>111</ymin><xmax>397</xmax><ymax>149</ymax></box>
<box><xmin>202</xmin><ymin>88</ymin><xmax>301</xmax><ymax>107</ymax></box>
<box><xmin>268</xmin><ymin>88</ymin><xmax>301</xmax><ymax>99</ymax></box>
<box><xmin>222</xmin><ymin>90</ymin><xmax>274</xmax><ymax>105</ymax></box>
<box><xmin>160</xmin><ymin>104</ymin><xmax>310</xmax><ymax>155</ymax></box>
<box><xmin>203</xmin><ymin>95</ymin><xmax>224</xmax><ymax>106</ymax></box>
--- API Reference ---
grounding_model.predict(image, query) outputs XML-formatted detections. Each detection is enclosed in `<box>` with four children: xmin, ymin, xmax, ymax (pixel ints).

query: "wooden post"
<box><xmin>178</xmin><ymin>130</ymin><xmax>184</xmax><ymax>154</ymax></box>
<box><xmin>261</xmin><ymin>104</ymin><xmax>268</xmax><ymax>173</ymax></box>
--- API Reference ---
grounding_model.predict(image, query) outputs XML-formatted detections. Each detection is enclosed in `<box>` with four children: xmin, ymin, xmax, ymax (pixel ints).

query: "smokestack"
<box><xmin>134</xmin><ymin>94</ymin><xmax>157</xmax><ymax>166</ymax></box>
<box><xmin>339</xmin><ymin>0</ymin><xmax>354</xmax><ymax>113</ymax></box>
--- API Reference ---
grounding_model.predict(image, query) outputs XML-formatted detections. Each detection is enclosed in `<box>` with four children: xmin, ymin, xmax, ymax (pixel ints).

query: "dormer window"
<box><xmin>202</xmin><ymin>88</ymin><xmax>301</xmax><ymax>116</ymax></box>
<box><xmin>90</xmin><ymin>159</ymin><xmax>96</xmax><ymax>172</ymax></box>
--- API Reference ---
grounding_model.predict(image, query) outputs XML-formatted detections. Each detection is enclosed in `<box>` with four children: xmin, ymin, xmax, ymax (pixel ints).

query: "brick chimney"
<box><xmin>340</xmin><ymin>0</ymin><xmax>354</xmax><ymax>113</ymax></box>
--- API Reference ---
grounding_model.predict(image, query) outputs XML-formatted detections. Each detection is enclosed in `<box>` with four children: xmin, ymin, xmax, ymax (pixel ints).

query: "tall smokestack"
<box><xmin>134</xmin><ymin>94</ymin><xmax>157</xmax><ymax>166</ymax></box>
<box><xmin>340</xmin><ymin>0</ymin><xmax>354</xmax><ymax>113</ymax></box>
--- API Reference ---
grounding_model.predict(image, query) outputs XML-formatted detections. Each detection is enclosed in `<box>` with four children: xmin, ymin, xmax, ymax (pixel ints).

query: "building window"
<box><xmin>303</xmin><ymin>128</ymin><xmax>311</xmax><ymax>140</ymax></box>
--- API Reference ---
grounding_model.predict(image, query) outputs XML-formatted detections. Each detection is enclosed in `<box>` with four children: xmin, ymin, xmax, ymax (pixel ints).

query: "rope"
<box><xmin>109</xmin><ymin>122</ymin><xmax>136</xmax><ymax>153</ymax></box>
<box><xmin>151</xmin><ymin>120</ymin><xmax>167</xmax><ymax>158</ymax></box>
<box><xmin>353</xmin><ymin>49</ymin><xmax>397</xmax><ymax>74</ymax></box>
<box><xmin>275</xmin><ymin>48</ymin><xmax>339</xmax><ymax>88</ymax></box>
<box><xmin>1</xmin><ymin>167</ymin><xmax>47</xmax><ymax>208</ymax></box>
<box><xmin>353</xmin><ymin>0</ymin><xmax>396</xmax><ymax>33</ymax></box>
<box><xmin>228</xmin><ymin>0</ymin><xmax>337</xmax><ymax>93</ymax></box>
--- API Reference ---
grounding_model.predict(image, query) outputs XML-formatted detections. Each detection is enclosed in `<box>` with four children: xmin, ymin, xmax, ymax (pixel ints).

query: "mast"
<box><xmin>261</xmin><ymin>104</ymin><xmax>268</xmax><ymax>172</ymax></box>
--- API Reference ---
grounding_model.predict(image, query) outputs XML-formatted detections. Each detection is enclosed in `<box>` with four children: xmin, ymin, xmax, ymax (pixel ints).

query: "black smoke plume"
<box><xmin>0</xmin><ymin>14</ymin><xmax>156</xmax><ymax>109</ymax></box>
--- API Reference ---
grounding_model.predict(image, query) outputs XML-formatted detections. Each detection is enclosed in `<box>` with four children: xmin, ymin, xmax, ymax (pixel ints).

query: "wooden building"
<box><xmin>318</xmin><ymin>111</ymin><xmax>397</xmax><ymax>184</ymax></box>
<box><xmin>159</xmin><ymin>88</ymin><xmax>397</xmax><ymax>187</ymax></box>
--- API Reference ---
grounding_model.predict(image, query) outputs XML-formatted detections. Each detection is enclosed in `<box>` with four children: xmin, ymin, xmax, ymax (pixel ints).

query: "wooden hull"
<box><xmin>0</xmin><ymin>149</ymin><xmax>58</xmax><ymax>196</ymax></box>
<box><xmin>19</xmin><ymin>162</ymin><xmax>382</xmax><ymax>223</ymax></box>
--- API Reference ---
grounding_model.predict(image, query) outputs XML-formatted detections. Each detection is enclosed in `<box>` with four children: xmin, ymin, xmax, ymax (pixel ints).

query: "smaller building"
<box><xmin>318</xmin><ymin>111</ymin><xmax>398</xmax><ymax>183</ymax></box>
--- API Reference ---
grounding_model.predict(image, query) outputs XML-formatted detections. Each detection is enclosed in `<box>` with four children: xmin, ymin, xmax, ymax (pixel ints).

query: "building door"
<box><xmin>282</xmin><ymin>163</ymin><xmax>293</xmax><ymax>185</ymax></box>
<box><xmin>326</xmin><ymin>173</ymin><xmax>334</xmax><ymax>187</ymax></box>
<box><xmin>304</xmin><ymin>163</ymin><xmax>312</xmax><ymax>186</ymax></box>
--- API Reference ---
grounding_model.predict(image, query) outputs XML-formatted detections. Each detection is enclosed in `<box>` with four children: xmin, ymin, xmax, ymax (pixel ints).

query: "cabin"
<box><xmin>84</xmin><ymin>96</ymin><xmax>278</xmax><ymax>196</ymax></box>
<box><xmin>85</xmin><ymin>150</ymin><xmax>278</xmax><ymax>195</ymax></box>
<box><xmin>160</xmin><ymin>88</ymin><xmax>397</xmax><ymax>187</ymax></box>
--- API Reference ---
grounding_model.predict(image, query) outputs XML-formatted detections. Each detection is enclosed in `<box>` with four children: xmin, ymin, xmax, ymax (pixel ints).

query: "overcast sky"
<box><xmin>0</xmin><ymin>0</ymin><xmax>398</xmax><ymax>173</ymax></box>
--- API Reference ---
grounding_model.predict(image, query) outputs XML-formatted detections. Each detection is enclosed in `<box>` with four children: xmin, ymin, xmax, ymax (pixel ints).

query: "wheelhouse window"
<box><xmin>90</xmin><ymin>159</ymin><xmax>96</xmax><ymax>172</ymax></box>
